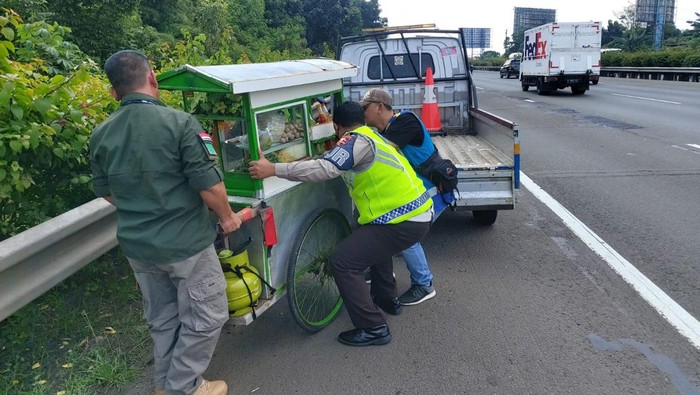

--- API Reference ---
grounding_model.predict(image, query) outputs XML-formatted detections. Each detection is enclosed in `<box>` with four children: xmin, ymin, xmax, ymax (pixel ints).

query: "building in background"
<box><xmin>513</xmin><ymin>7</ymin><xmax>556</xmax><ymax>34</ymax></box>
<box><xmin>635</xmin><ymin>0</ymin><xmax>676</xmax><ymax>51</ymax></box>
<box><xmin>635</xmin><ymin>0</ymin><xmax>676</xmax><ymax>26</ymax></box>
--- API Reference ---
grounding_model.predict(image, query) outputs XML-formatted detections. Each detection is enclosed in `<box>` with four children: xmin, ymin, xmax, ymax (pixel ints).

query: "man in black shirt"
<box><xmin>361</xmin><ymin>88</ymin><xmax>453</xmax><ymax>306</ymax></box>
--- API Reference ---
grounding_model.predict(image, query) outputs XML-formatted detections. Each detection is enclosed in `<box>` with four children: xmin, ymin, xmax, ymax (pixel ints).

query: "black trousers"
<box><xmin>330</xmin><ymin>220</ymin><xmax>431</xmax><ymax>328</ymax></box>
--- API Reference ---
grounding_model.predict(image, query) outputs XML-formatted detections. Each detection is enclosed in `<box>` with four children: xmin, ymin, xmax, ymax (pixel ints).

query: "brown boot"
<box><xmin>193</xmin><ymin>379</ymin><xmax>228</xmax><ymax>395</ymax></box>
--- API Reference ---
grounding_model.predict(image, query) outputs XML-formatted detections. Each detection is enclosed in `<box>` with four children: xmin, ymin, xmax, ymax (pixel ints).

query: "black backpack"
<box><xmin>416</xmin><ymin>149</ymin><xmax>458</xmax><ymax>194</ymax></box>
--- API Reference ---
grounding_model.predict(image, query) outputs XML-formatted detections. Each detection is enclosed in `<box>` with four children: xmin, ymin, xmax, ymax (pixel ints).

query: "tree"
<box><xmin>607</xmin><ymin>27</ymin><xmax>652</xmax><ymax>51</ymax></box>
<box><xmin>687</xmin><ymin>12</ymin><xmax>700</xmax><ymax>30</ymax></box>
<box><xmin>300</xmin><ymin>0</ymin><xmax>362</xmax><ymax>54</ymax></box>
<box><xmin>603</xmin><ymin>20</ymin><xmax>626</xmax><ymax>46</ymax></box>
<box><xmin>43</xmin><ymin>0</ymin><xmax>141</xmax><ymax>61</ymax></box>
<box><xmin>356</xmin><ymin>0</ymin><xmax>387</xmax><ymax>30</ymax></box>
<box><xmin>613</xmin><ymin>1</ymin><xmax>637</xmax><ymax>29</ymax></box>
<box><xmin>479</xmin><ymin>50</ymin><xmax>500</xmax><ymax>59</ymax></box>
<box><xmin>0</xmin><ymin>9</ymin><xmax>115</xmax><ymax>239</ymax></box>
<box><xmin>140</xmin><ymin>0</ymin><xmax>196</xmax><ymax>34</ymax></box>
<box><xmin>2</xmin><ymin>0</ymin><xmax>50</xmax><ymax>21</ymax></box>
<box><xmin>505</xmin><ymin>28</ymin><xmax>524</xmax><ymax>56</ymax></box>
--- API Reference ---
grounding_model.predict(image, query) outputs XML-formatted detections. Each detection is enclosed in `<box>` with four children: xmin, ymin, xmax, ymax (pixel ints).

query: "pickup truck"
<box><xmin>337</xmin><ymin>26</ymin><xmax>519</xmax><ymax>225</ymax></box>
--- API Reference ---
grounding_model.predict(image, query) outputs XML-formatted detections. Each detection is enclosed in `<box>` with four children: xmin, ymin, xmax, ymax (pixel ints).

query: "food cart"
<box><xmin>157</xmin><ymin>59</ymin><xmax>358</xmax><ymax>332</ymax></box>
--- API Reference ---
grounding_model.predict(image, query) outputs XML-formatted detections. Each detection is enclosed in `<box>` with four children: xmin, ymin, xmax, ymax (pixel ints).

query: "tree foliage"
<box><xmin>0</xmin><ymin>8</ymin><xmax>115</xmax><ymax>240</ymax></box>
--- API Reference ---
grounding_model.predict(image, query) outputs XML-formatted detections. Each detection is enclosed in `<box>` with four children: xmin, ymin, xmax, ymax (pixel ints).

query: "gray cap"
<box><xmin>359</xmin><ymin>88</ymin><xmax>393</xmax><ymax>107</ymax></box>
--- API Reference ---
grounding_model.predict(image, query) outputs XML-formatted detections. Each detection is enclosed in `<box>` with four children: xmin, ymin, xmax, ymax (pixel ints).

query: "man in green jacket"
<box><xmin>90</xmin><ymin>50</ymin><xmax>240</xmax><ymax>395</ymax></box>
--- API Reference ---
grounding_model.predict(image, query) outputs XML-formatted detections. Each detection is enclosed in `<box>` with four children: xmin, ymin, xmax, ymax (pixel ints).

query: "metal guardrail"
<box><xmin>600</xmin><ymin>67</ymin><xmax>700</xmax><ymax>82</ymax></box>
<box><xmin>0</xmin><ymin>198</ymin><xmax>117</xmax><ymax>322</ymax></box>
<box><xmin>472</xmin><ymin>66</ymin><xmax>700</xmax><ymax>82</ymax></box>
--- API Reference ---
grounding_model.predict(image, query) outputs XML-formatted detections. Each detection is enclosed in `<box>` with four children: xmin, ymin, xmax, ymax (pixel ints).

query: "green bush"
<box><xmin>601</xmin><ymin>48</ymin><xmax>700</xmax><ymax>67</ymax></box>
<box><xmin>682</xmin><ymin>52</ymin><xmax>700</xmax><ymax>67</ymax></box>
<box><xmin>0</xmin><ymin>9</ymin><xmax>116</xmax><ymax>240</ymax></box>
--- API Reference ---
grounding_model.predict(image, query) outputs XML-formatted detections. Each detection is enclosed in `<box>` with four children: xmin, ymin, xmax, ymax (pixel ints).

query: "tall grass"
<box><xmin>0</xmin><ymin>249</ymin><xmax>150</xmax><ymax>394</ymax></box>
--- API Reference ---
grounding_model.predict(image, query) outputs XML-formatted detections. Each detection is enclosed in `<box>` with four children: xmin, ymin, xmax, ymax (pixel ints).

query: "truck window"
<box><xmin>367</xmin><ymin>53</ymin><xmax>435</xmax><ymax>80</ymax></box>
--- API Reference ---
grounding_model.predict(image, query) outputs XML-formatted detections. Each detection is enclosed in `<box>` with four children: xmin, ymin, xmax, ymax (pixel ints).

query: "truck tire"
<box><xmin>572</xmin><ymin>86</ymin><xmax>586</xmax><ymax>95</ymax></box>
<box><xmin>521</xmin><ymin>84</ymin><xmax>529</xmax><ymax>91</ymax></box>
<box><xmin>591</xmin><ymin>80</ymin><xmax>599</xmax><ymax>85</ymax></box>
<box><xmin>473</xmin><ymin>210</ymin><xmax>497</xmax><ymax>226</ymax></box>
<box><xmin>536</xmin><ymin>79</ymin><xmax>550</xmax><ymax>96</ymax></box>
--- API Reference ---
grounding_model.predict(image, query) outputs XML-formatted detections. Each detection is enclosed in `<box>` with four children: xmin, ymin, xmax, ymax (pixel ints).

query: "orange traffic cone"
<box><xmin>421</xmin><ymin>67</ymin><xmax>442</xmax><ymax>132</ymax></box>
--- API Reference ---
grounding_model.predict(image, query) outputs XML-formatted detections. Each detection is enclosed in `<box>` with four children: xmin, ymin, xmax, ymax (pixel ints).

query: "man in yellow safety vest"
<box><xmin>249</xmin><ymin>101</ymin><xmax>433</xmax><ymax>346</ymax></box>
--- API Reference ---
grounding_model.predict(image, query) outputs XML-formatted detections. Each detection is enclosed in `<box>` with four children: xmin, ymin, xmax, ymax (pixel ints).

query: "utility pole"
<box><xmin>653</xmin><ymin>0</ymin><xmax>666</xmax><ymax>51</ymax></box>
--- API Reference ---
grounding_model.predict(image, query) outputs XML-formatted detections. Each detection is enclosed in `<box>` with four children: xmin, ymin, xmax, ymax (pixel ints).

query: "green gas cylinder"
<box><xmin>217</xmin><ymin>249</ymin><xmax>262</xmax><ymax>316</ymax></box>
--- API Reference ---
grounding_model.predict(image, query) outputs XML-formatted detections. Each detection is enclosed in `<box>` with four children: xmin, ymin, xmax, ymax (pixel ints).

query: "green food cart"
<box><xmin>157</xmin><ymin>59</ymin><xmax>358</xmax><ymax>332</ymax></box>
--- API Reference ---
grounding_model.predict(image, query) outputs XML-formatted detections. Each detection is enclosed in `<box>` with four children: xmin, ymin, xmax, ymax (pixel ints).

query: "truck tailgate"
<box><xmin>433</xmin><ymin>134</ymin><xmax>515</xmax><ymax>210</ymax></box>
<box><xmin>432</xmin><ymin>135</ymin><xmax>513</xmax><ymax>170</ymax></box>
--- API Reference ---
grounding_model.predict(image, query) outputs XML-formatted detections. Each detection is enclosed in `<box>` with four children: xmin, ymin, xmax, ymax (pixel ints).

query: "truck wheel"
<box><xmin>521</xmin><ymin>84</ymin><xmax>529</xmax><ymax>92</ymax></box>
<box><xmin>473</xmin><ymin>210</ymin><xmax>497</xmax><ymax>226</ymax></box>
<box><xmin>591</xmin><ymin>80</ymin><xmax>599</xmax><ymax>85</ymax></box>
<box><xmin>572</xmin><ymin>86</ymin><xmax>586</xmax><ymax>95</ymax></box>
<box><xmin>536</xmin><ymin>80</ymin><xmax>548</xmax><ymax>95</ymax></box>
<box><xmin>500</xmin><ymin>73</ymin><xmax>504</xmax><ymax>78</ymax></box>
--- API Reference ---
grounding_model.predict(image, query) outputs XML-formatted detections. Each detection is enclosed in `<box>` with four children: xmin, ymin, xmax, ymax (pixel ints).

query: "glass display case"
<box><xmin>256</xmin><ymin>102</ymin><xmax>309</xmax><ymax>164</ymax></box>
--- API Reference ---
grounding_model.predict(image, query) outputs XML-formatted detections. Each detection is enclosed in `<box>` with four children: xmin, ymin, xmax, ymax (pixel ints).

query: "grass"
<box><xmin>0</xmin><ymin>249</ymin><xmax>151</xmax><ymax>395</ymax></box>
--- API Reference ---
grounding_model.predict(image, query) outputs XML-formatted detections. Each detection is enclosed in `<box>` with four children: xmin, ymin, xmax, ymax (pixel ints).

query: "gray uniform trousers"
<box><xmin>127</xmin><ymin>243</ymin><xmax>229</xmax><ymax>395</ymax></box>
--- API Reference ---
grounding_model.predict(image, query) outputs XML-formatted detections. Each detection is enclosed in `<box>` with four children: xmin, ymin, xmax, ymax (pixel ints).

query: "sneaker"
<box><xmin>398</xmin><ymin>284</ymin><xmax>436</xmax><ymax>306</ymax></box>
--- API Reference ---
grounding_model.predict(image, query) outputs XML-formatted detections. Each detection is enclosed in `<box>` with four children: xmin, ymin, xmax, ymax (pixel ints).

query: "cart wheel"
<box><xmin>287</xmin><ymin>209</ymin><xmax>351</xmax><ymax>332</ymax></box>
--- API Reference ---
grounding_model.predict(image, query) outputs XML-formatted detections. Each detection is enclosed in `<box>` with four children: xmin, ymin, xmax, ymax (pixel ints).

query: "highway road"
<box><xmin>124</xmin><ymin>74</ymin><xmax>700</xmax><ymax>395</ymax></box>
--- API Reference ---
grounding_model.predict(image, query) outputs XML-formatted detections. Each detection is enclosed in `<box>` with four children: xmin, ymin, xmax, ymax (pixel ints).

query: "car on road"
<box><xmin>500</xmin><ymin>59</ymin><xmax>520</xmax><ymax>79</ymax></box>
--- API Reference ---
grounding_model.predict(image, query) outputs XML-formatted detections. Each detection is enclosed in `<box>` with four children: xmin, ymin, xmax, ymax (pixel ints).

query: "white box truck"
<box><xmin>520</xmin><ymin>22</ymin><xmax>602</xmax><ymax>95</ymax></box>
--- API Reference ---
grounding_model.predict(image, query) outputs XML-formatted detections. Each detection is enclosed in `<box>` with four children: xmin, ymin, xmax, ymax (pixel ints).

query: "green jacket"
<box><xmin>89</xmin><ymin>93</ymin><xmax>223</xmax><ymax>264</ymax></box>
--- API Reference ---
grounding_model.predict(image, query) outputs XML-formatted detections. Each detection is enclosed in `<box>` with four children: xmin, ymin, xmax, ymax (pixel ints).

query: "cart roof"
<box><xmin>157</xmin><ymin>59</ymin><xmax>358</xmax><ymax>94</ymax></box>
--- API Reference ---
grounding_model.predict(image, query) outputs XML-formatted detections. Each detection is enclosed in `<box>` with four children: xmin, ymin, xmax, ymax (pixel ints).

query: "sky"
<box><xmin>378</xmin><ymin>0</ymin><xmax>698</xmax><ymax>53</ymax></box>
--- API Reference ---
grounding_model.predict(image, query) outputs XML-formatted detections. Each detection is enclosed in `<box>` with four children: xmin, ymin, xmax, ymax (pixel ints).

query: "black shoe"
<box><xmin>373</xmin><ymin>296</ymin><xmax>402</xmax><ymax>315</ymax></box>
<box><xmin>337</xmin><ymin>324</ymin><xmax>391</xmax><ymax>346</ymax></box>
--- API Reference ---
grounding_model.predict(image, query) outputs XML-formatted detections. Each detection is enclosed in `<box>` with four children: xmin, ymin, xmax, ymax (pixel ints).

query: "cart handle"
<box><xmin>236</xmin><ymin>207</ymin><xmax>257</xmax><ymax>223</ymax></box>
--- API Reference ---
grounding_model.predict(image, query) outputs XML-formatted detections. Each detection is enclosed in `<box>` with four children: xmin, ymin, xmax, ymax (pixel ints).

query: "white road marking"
<box><xmin>611</xmin><ymin>93</ymin><xmax>681</xmax><ymax>105</ymax></box>
<box><xmin>524</xmin><ymin>99</ymin><xmax>535</xmax><ymax>103</ymax></box>
<box><xmin>687</xmin><ymin>144</ymin><xmax>700</xmax><ymax>150</ymax></box>
<box><xmin>476</xmin><ymin>86</ymin><xmax>484</xmax><ymax>90</ymax></box>
<box><xmin>521</xmin><ymin>171</ymin><xmax>700</xmax><ymax>350</ymax></box>
<box><xmin>671</xmin><ymin>145</ymin><xmax>700</xmax><ymax>155</ymax></box>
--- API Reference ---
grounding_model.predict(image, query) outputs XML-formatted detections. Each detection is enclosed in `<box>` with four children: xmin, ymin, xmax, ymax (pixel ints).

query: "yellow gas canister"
<box><xmin>217</xmin><ymin>249</ymin><xmax>262</xmax><ymax>316</ymax></box>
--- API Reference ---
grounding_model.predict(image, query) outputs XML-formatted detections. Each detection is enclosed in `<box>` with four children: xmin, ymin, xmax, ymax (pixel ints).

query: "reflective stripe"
<box><xmin>375</xmin><ymin>147</ymin><xmax>404</xmax><ymax>170</ymax></box>
<box><xmin>370</xmin><ymin>190</ymin><xmax>431</xmax><ymax>225</ymax></box>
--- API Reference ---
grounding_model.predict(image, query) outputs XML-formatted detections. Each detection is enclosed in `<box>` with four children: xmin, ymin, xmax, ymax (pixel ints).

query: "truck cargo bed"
<box><xmin>433</xmin><ymin>134</ymin><xmax>513</xmax><ymax>170</ymax></box>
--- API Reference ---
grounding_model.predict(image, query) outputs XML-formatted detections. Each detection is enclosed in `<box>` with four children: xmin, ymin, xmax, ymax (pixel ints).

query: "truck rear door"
<box><xmin>550</xmin><ymin>23</ymin><xmax>602</xmax><ymax>75</ymax></box>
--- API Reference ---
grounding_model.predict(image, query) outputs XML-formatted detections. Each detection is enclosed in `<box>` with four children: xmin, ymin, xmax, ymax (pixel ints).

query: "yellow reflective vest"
<box><xmin>344</xmin><ymin>126</ymin><xmax>432</xmax><ymax>225</ymax></box>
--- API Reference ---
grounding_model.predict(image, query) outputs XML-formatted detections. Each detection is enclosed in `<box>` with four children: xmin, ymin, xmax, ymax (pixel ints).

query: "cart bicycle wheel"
<box><xmin>287</xmin><ymin>208</ymin><xmax>351</xmax><ymax>332</ymax></box>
